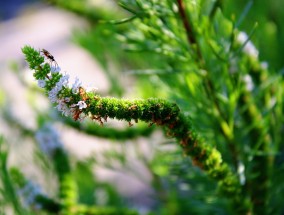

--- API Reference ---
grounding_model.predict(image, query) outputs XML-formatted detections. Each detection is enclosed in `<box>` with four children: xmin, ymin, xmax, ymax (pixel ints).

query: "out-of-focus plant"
<box><xmin>1</xmin><ymin>0</ymin><xmax>284</xmax><ymax>214</ymax></box>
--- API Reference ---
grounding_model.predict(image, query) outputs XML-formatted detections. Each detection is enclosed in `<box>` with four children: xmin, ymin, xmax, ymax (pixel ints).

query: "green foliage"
<box><xmin>67</xmin><ymin>0</ymin><xmax>283</xmax><ymax>214</ymax></box>
<box><xmin>0</xmin><ymin>137</ymin><xmax>24</xmax><ymax>215</ymax></box>
<box><xmin>223</xmin><ymin>0</ymin><xmax>284</xmax><ymax>70</ymax></box>
<box><xmin>21</xmin><ymin>41</ymin><xmax>245</xmax><ymax>213</ymax></box>
<box><xmin>1</xmin><ymin>0</ymin><xmax>284</xmax><ymax>215</ymax></box>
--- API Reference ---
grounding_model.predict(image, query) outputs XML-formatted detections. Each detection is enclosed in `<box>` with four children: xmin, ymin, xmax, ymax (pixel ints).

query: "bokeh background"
<box><xmin>0</xmin><ymin>0</ymin><xmax>157</xmax><ymax>212</ymax></box>
<box><xmin>1</xmin><ymin>0</ymin><xmax>284</xmax><ymax>214</ymax></box>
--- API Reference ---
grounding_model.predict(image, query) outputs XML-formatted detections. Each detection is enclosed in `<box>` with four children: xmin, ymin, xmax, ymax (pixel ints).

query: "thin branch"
<box><xmin>176</xmin><ymin>0</ymin><xmax>201</xmax><ymax>58</ymax></box>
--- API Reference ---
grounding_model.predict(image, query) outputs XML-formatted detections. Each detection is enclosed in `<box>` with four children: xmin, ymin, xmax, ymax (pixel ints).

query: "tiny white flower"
<box><xmin>48</xmin><ymin>74</ymin><xmax>70</xmax><ymax>103</ymax></box>
<box><xmin>237</xmin><ymin>32</ymin><xmax>259</xmax><ymax>58</ymax></box>
<box><xmin>77</xmin><ymin>100</ymin><xmax>87</xmax><ymax>110</ymax></box>
<box><xmin>179</xmin><ymin>183</ymin><xmax>190</xmax><ymax>191</ymax></box>
<box><xmin>64</xmin><ymin>97</ymin><xmax>71</xmax><ymax>102</ymax></box>
<box><xmin>50</xmin><ymin>65</ymin><xmax>61</xmax><ymax>73</ymax></box>
<box><xmin>57</xmin><ymin>74</ymin><xmax>70</xmax><ymax>89</ymax></box>
<box><xmin>243</xmin><ymin>74</ymin><xmax>254</xmax><ymax>91</ymax></box>
<box><xmin>72</xmin><ymin>77</ymin><xmax>82</xmax><ymax>94</ymax></box>
<box><xmin>56</xmin><ymin>99</ymin><xmax>71</xmax><ymax>116</ymax></box>
<box><xmin>38</xmin><ymin>80</ymin><xmax>46</xmax><ymax>88</ymax></box>
<box><xmin>48</xmin><ymin>87</ymin><xmax>60</xmax><ymax>103</ymax></box>
<box><xmin>35</xmin><ymin>123</ymin><xmax>63</xmax><ymax>157</ymax></box>
<box><xmin>237</xmin><ymin>162</ymin><xmax>245</xmax><ymax>185</ymax></box>
<box><xmin>269</xmin><ymin>97</ymin><xmax>277</xmax><ymax>108</ymax></box>
<box><xmin>18</xmin><ymin>181</ymin><xmax>44</xmax><ymax>209</ymax></box>
<box><xmin>261</xmin><ymin>62</ymin><xmax>268</xmax><ymax>70</ymax></box>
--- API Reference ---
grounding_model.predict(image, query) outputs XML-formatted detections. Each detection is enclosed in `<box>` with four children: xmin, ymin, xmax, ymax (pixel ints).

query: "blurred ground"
<box><xmin>0</xmin><ymin>2</ymin><xmax>156</xmax><ymax>212</ymax></box>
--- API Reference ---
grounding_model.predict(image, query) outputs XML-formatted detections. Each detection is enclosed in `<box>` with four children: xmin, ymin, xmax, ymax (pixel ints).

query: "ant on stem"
<box><xmin>41</xmin><ymin>49</ymin><xmax>59</xmax><ymax>68</ymax></box>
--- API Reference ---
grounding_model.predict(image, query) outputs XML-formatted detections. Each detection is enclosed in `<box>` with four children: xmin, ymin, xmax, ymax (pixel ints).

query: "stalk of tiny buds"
<box><xmin>22</xmin><ymin>45</ymin><xmax>248</xmax><ymax>212</ymax></box>
<box><xmin>34</xmin><ymin>123</ymin><xmax>77</xmax><ymax>210</ymax></box>
<box><xmin>23</xmin><ymin>46</ymin><xmax>99</xmax><ymax>123</ymax></box>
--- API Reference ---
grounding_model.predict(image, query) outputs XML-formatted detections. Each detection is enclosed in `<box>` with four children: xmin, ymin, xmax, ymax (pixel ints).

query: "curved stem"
<box><xmin>22</xmin><ymin>45</ymin><xmax>249</xmax><ymax>213</ymax></box>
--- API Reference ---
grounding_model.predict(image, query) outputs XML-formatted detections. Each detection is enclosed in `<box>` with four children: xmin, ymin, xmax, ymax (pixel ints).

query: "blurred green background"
<box><xmin>1</xmin><ymin>0</ymin><xmax>284</xmax><ymax>214</ymax></box>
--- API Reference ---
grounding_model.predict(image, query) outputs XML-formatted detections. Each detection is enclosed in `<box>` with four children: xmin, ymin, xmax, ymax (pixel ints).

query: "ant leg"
<box><xmin>54</xmin><ymin>60</ymin><xmax>59</xmax><ymax>68</ymax></box>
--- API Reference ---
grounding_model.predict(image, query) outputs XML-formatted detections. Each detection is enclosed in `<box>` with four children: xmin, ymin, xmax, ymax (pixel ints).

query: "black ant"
<box><xmin>41</xmin><ymin>49</ymin><xmax>59</xmax><ymax>68</ymax></box>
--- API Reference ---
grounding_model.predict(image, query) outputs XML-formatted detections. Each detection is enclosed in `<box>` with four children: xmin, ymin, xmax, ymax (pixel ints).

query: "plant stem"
<box><xmin>240</xmin><ymin>91</ymin><xmax>272</xmax><ymax>215</ymax></box>
<box><xmin>176</xmin><ymin>0</ymin><xmax>201</xmax><ymax>58</ymax></box>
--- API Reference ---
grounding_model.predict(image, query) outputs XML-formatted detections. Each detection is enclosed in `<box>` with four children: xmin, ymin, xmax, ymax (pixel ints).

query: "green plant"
<box><xmin>1</xmin><ymin>0</ymin><xmax>284</xmax><ymax>214</ymax></box>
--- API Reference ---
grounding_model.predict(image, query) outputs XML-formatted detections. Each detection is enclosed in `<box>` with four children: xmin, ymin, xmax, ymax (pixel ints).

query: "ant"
<box><xmin>41</xmin><ymin>49</ymin><xmax>59</xmax><ymax>68</ymax></box>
